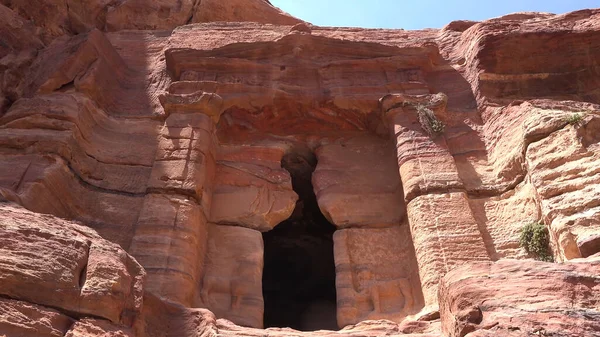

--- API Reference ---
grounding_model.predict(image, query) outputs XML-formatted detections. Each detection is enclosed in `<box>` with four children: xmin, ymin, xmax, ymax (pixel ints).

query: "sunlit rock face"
<box><xmin>1</xmin><ymin>1</ymin><xmax>600</xmax><ymax>336</ymax></box>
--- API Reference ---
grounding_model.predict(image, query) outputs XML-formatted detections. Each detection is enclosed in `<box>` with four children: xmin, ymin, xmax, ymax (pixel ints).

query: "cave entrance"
<box><xmin>262</xmin><ymin>148</ymin><xmax>338</xmax><ymax>331</ymax></box>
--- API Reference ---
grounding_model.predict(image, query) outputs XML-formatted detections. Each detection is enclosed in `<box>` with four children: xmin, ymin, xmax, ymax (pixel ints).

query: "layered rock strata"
<box><xmin>439</xmin><ymin>259</ymin><xmax>600</xmax><ymax>337</ymax></box>
<box><xmin>0</xmin><ymin>2</ymin><xmax>599</xmax><ymax>337</ymax></box>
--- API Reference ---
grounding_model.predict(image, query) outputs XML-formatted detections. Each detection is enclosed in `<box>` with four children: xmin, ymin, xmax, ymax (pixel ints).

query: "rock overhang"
<box><xmin>161</xmin><ymin>32</ymin><xmax>448</xmax><ymax>142</ymax></box>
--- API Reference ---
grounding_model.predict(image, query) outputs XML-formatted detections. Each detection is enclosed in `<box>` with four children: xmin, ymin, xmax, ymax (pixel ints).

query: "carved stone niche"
<box><xmin>142</xmin><ymin>34</ymin><xmax>448</xmax><ymax>330</ymax></box>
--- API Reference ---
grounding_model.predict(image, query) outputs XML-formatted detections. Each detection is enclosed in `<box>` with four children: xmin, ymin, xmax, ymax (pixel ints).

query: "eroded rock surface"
<box><xmin>210</xmin><ymin>145</ymin><xmax>297</xmax><ymax>231</ymax></box>
<box><xmin>0</xmin><ymin>201</ymin><xmax>144</xmax><ymax>327</ymax></box>
<box><xmin>1</xmin><ymin>0</ymin><xmax>301</xmax><ymax>42</ymax></box>
<box><xmin>334</xmin><ymin>225</ymin><xmax>424</xmax><ymax>326</ymax></box>
<box><xmin>313</xmin><ymin>136</ymin><xmax>405</xmax><ymax>228</ymax></box>
<box><xmin>196</xmin><ymin>224</ymin><xmax>265</xmax><ymax>329</ymax></box>
<box><xmin>1</xmin><ymin>2</ymin><xmax>600</xmax><ymax>337</ymax></box>
<box><xmin>439</xmin><ymin>259</ymin><xmax>600</xmax><ymax>337</ymax></box>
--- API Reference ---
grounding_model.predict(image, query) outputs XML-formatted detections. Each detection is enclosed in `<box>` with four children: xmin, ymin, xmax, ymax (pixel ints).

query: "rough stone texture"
<box><xmin>0</xmin><ymin>202</ymin><xmax>145</xmax><ymax>326</ymax></box>
<box><xmin>216</xmin><ymin>318</ymin><xmax>440</xmax><ymax>337</ymax></box>
<box><xmin>313</xmin><ymin>136</ymin><xmax>405</xmax><ymax>229</ymax></box>
<box><xmin>149</xmin><ymin>112</ymin><xmax>217</xmax><ymax>205</ymax></box>
<box><xmin>192</xmin><ymin>0</ymin><xmax>302</xmax><ymax>26</ymax></box>
<box><xmin>0</xmin><ymin>298</ymin><xmax>74</xmax><ymax>337</ymax></box>
<box><xmin>382</xmin><ymin>93</ymin><xmax>464</xmax><ymax>202</ymax></box>
<box><xmin>136</xmin><ymin>293</ymin><xmax>220</xmax><ymax>337</ymax></box>
<box><xmin>7</xmin><ymin>198</ymin><xmax>599</xmax><ymax>337</ymax></box>
<box><xmin>0</xmin><ymin>5</ymin><xmax>43</xmax><ymax>56</ymax></box>
<box><xmin>66</xmin><ymin>319</ymin><xmax>135</xmax><ymax>337</ymax></box>
<box><xmin>0</xmin><ymin>92</ymin><xmax>157</xmax><ymax>247</ymax></box>
<box><xmin>333</xmin><ymin>225</ymin><xmax>424</xmax><ymax>327</ymax></box>
<box><xmin>210</xmin><ymin>145</ymin><xmax>297</xmax><ymax>231</ymax></box>
<box><xmin>129</xmin><ymin>193</ymin><xmax>208</xmax><ymax>307</ymax></box>
<box><xmin>466</xmin><ymin>181</ymin><xmax>539</xmax><ymax>260</ymax></box>
<box><xmin>0</xmin><ymin>93</ymin><xmax>157</xmax><ymax>192</ymax></box>
<box><xmin>526</xmin><ymin>116</ymin><xmax>600</xmax><ymax>261</ymax></box>
<box><xmin>1</xmin><ymin>2</ymin><xmax>600</xmax><ymax>337</ymax></box>
<box><xmin>0</xmin><ymin>0</ymin><xmax>301</xmax><ymax>43</ymax></box>
<box><xmin>24</xmin><ymin>28</ymin><xmax>165</xmax><ymax>118</ymax></box>
<box><xmin>406</xmin><ymin>192</ymin><xmax>490</xmax><ymax>306</ymax></box>
<box><xmin>0</xmin><ymin>4</ymin><xmax>43</xmax><ymax>114</ymax></box>
<box><xmin>195</xmin><ymin>224</ymin><xmax>264</xmax><ymax>329</ymax></box>
<box><xmin>439</xmin><ymin>260</ymin><xmax>600</xmax><ymax>337</ymax></box>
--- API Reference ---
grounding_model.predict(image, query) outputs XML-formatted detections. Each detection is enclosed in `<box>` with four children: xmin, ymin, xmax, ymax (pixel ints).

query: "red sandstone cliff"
<box><xmin>0</xmin><ymin>1</ymin><xmax>599</xmax><ymax>336</ymax></box>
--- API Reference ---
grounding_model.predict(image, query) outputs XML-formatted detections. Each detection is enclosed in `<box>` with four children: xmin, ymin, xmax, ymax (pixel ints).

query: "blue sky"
<box><xmin>270</xmin><ymin>0</ymin><xmax>600</xmax><ymax>29</ymax></box>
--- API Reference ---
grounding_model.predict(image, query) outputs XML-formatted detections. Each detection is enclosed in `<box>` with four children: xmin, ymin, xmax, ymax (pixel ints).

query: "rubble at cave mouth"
<box><xmin>262</xmin><ymin>148</ymin><xmax>338</xmax><ymax>331</ymax></box>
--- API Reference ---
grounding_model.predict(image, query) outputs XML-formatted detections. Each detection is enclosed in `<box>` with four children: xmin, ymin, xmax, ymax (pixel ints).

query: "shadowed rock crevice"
<box><xmin>262</xmin><ymin>146</ymin><xmax>338</xmax><ymax>331</ymax></box>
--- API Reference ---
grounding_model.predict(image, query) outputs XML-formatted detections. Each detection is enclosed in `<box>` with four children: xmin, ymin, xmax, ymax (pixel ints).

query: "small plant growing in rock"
<box><xmin>566</xmin><ymin>113</ymin><xmax>583</xmax><ymax>126</ymax></box>
<box><xmin>519</xmin><ymin>222</ymin><xmax>553</xmax><ymax>262</ymax></box>
<box><xmin>416</xmin><ymin>104</ymin><xmax>445</xmax><ymax>136</ymax></box>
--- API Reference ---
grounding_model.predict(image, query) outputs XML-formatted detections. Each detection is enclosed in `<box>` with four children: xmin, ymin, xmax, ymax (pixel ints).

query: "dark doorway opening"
<box><xmin>263</xmin><ymin>147</ymin><xmax>338</xmax><ymax>331</ymax></box>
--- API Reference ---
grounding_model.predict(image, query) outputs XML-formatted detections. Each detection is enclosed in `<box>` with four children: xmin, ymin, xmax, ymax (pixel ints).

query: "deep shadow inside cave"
<box><xmin>263</xmin><ymin>147</ymin><xmax>338</xmax><ymax>331</ymax></box>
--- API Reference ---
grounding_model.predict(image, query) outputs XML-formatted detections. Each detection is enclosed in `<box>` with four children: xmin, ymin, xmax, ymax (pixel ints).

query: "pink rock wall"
<box><xmin>1</xmin><ymin>2</ymin><xmax>600</xmax><ymax>337</ymax></box>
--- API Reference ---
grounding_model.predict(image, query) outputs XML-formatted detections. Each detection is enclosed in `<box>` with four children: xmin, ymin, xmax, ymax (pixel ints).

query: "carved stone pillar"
<box><xmin>194</xmin><ymin>224</ymin><xmax>264</xmax><ymax>328</ymax></box>
<box><xmin>312</xmin><ymin>136</ymin><xmax>425</xmax><ymax>326</ymax></box>
<box><xmin>129</xmin><ymin>94</ymin><xmax>221</xmax><ymax>306</ymax></box>
<box><xmin>382</xmin><ymin>93</ymin><xmax>490</xmax><ymax>306</ymax></box>
<box><xmin>333</xmin><ymin>225</ymin><xmax>424</xmax><ymax>327</ymax></box>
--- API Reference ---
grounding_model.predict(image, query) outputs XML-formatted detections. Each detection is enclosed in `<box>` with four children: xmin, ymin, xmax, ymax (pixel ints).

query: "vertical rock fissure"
<box><xmin>262</xmin><ymin>148</ymin><xmax>338</xmax><ymax>331</ymax></box>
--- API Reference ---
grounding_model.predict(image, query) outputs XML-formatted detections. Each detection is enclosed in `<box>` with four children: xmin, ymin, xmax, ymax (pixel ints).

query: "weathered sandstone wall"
<box><xmin>0</xmin><ymin>1</ymin><xmax>599</xmax><ymax>336</ymax></box>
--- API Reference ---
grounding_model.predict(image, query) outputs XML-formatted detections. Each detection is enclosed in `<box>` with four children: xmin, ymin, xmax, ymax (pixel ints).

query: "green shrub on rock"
<box><xmin>519</xmin><ymin>222</ymin><xmax>553</xmax><ymax>262</ymax></box>
<box><xmin>416</xmin><ymin>104</ymin><xmax>445</xmax><ymax>136</ymax></box>
<box><xmin>566</xmin><ymin>113</ymin><xmax>583</xmax><ymax>125</ymax></box>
